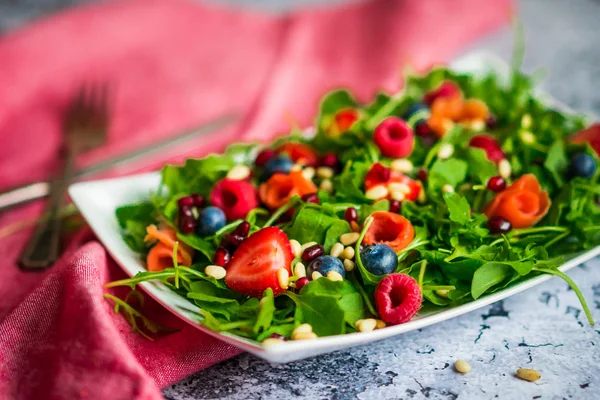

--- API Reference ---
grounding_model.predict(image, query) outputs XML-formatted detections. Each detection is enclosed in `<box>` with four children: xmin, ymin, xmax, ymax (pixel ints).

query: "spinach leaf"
<box><xmin>471</xmin><ymin>263</ymin><xmax>514</xmax><ymax>299</ymax></box>
<box><xmin>115</xmin><ymin>202</ymin><xmax>157</xmax><ymax>253</ymax></box>
<box><xmin>254</xmin><ymin>288</ymin><xmax>275</xmax><ymax>334</ymax></box>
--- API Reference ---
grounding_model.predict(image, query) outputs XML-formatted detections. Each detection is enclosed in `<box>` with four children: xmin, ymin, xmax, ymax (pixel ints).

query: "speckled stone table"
<box><xmin>3</xmin><ymin>0</ymin><xmax>599</xmax><ymax>399</ymax></box>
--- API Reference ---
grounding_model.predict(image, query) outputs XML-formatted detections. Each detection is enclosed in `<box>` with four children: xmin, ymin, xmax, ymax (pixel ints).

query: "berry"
<box><xmin>403</xmin><ymin>103</ymin><xmax>429</xmax><ymax>120</ymax></box>
<box><xmin>360</xmin><ymin>244</ymin><xmax>398</xmax><ymax>276</ymax></box>
<box><xmin>178</xmin><ymin>196</ymin><xmax>194</xmax><ymax>208</ymax></box>
<box><xmin>423</xmin><ymin>81</ymin><xmax>460</xmax><ymax>106</ymax></box>
<box><xmin>320</xmin><ymin>153</ymin><xmax>341</xmax><ymax>171</ymax></box>
<box><xmin>302</xmin><ymin>244</ymin><xmax>325</xmax><ymax>264</ymax></box>
<box><xmin>277</xmin><ymin>143</ymin><xmax>319</xmax><ymax>166</ymax></box>
<box><xmin>487</xmin><ymin>176</ymin><xmax>506</xmax><ymax>192</ymax></box>
<box><xmin>210</xmin><ymin>179</ymin><xmax>259</xmax><ymax>221</ymax></box>
<box><xmin>469</xmin><ymin>134</ymin><xmax>505</xmax><ymax>163</ymax></box>
<box><xmin>264</xmin><ymin>155</ymin><xmax>294</xmax><ymax>178</ymax></box>
<box><xmin>269</xmin><ymin>333</ymin><xmax>287</xmax><ymax>340</ymax></box>
<box><xmin>415</xmin><ymin>121</ymin><xmax>432</xmax><ymax>137</ymax></box>
<box><xmin>485</xmin><ymin>114</ymin><xmax>497</xmax><ymax>129</ymax></box>
<box><xmin>191</xmin><ymin>194</ymin><xmax>205</xmax><ymax>208</ymax></box>
<box><xmin>403</xmin><ymin>103</ymin><xmax>430</xmax><ymax>128</ymax></box>
<box><xmin>179</xmin><ymin>205</ymin><xmax>194</xmax><ymax>219</ymax></box>
<box><xmin>344</xmin><ymin>207</ymin><xmax>358</xmax><ymax>224</ymax></box>
<box><xmin>487</xmin><ymin>216</ymin><xmax>511</xmax><ymax>234</ymax></box>
<box><xmin>225</xmin><ymin>227</ymin><xmax>293</xmax><ymax>297</ymax></box>
<box><xmin>196</xmin><ymin>206</ymin><xmax>226</xmax><ymax>236</ymax></box>
<box><xmin>389</xmin><ymin>200</ymin><xmax>401</xmax><ymax>214</ymax></box>
<box><xmin>301</xmin><ymin>192</ymin><xmax>319</xmax><ymax>204</ymax></box>
<box><xmin>213</xmin><ymin>247</ymin><xmax>231</xmax><ymax>267</ymax></box>
<box><xmin>179</xmin><ymin>217</ymin><xmax>196</xmax><ymax>235</ymax></box>
<box><xmin>255</xmin><ymin>149</ymin><xmax>276</xmax><ymax>167</ymax></box>
<box><xmin>295</xmin><ymin>277</ymin><xmax>309</xmax><ymax>291</ymax></box>
<box><xmin>570</xmin><ymin>153</ymin><xmax>597</xmax><ymax>179</ymax></box>
<box><xmin>233</xmin><ymin>221</ymin><xmax>251</xmax><ymax>237</ymax></box>
<box><xmin>373</xmin><ymin>117</ymin><xmax>414</xmax><ymax>158</ymax></box>
<box><xmin>221</xmin><ymin>233</ymin><xmax>245</xmax><ymax>252</ymax></box>
<box><xmin>417</xmin><ymin>169</ymin><xmax>428</xmax><ymax>183</ymax></box>
<box><xmin>307</xmin><ymin>255</ymin><xmax>345</xmax><ymax>279</ymax></box>
<box><xmin>375</xmin><ymin>273</ymin><xmax>422</xmax><ymax>325</ymax></box>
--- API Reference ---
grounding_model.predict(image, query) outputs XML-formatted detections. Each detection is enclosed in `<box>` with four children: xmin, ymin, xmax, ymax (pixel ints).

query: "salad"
<box><xmin>108</xmin><ymin>56</ymin><xmax>600</xmax><ymax>344</ymax></box>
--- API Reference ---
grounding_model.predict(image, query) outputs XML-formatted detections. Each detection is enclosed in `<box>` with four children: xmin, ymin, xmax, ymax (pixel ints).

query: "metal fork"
<box><xmin>19</xmin><ymin>84</ymin><xmax>110</xmax><ymax>269</ymax></box>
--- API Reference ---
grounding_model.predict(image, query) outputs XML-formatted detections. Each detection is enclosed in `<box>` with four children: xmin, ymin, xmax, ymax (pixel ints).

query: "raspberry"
<box><xmin>469</xmin><ymin>135</ymin><xmax>505</xmax><ymax>164</ymax></box>
<box><xmin>373</xmin><ymin>117</ymin><xmax>414</xmax><ymax>158</ymax></box>
<box><xmin>423</xmin><ymin>81</ymin><xmax>460</xmax><ymax>106</ymax></box>
<box><xmin>210</xmin><ymin>179</ymin><xmax>259</xmax><ymax>221</ymax></box>
<box><xmin>375</xmin><ymin>273</ymin><xmax>422</xmax><ymax>325</ymax></box>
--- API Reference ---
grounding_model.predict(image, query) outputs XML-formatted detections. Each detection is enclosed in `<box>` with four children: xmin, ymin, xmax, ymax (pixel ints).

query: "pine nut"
<box><xmin>290</xmin><ymin>239</ymin><xmax>302</xmax><ymax>258</ymax></box>
<box><xmin>330</xmin><ymin>242</ymin><xmax>344</xmax><ymax>258</ymax></box>
<box><xmin>226</xmin><ymin>165</ymin><xmax>251</xmax><ymax>180</ymax></box>
<box><xmin>498</xmin><ymin>159</ymin><xmax>512</xmax><ymax>179</ymax></box>
<box><xmin>292</xmin><ymin>331</ymin><xmax>318</xmax><ymax>341</ymax></box>
<box><xmin>520</xmin><ymin>131</ymin><xmax>535</xmax><ymax>144</ymax></box>
<box><xmin>320</xmin><ymin>179</ymin><xmax>333</xmax><ymax>193</ymax></box>
<box><xmin>388</xmin><ymin>182</ymin><xmax>411</xmax><ymax>194</ymax></box>
<box><xmin>516</xmin><ymin>368</ymin><xmax>541</xmax><ymax>382</ymax></box>
<box><xmin>357</xmin><ymin>318</ymin><xmax>377</xmax><ymax>332</ymax></box>
<box><xmin>340</xmin><ymin>232</ymin><xmax>360</xmax><ymax>246</ymax></box>
<box><xmin>375</xmin><ymin>320</ymin><xmax>386</xmax><ymax>329</ymax></box>
<box><xmin>205</xmin><ymin>265</ymin><xmax>226</xmax><ymax>280</ymax></box>
<box><xmin>521</xmin><ymin>114</ymin><xmax>532</xmax><ymax>129</ymax></box>
<box><xmin>302</xmin><ymin>167</ymin><xmax>315</xmax><ymax>180</ymax></box>
<box><xmin>442</xmin><ymin>184</ymin><xmax>455</xmax><ymax>193</ymax></box>
<box><xmin>311</xmin><ymin>271</ymin><xmax>323</xmax><ymax>280</ymax></box>
<box><xmin>317</xmin><ymin>166</ymin><xmax>334</xmax><ymax>179</ymax></box>
<box><xmin>327</xmin><ymin>271</ymin><xmax>344</xmax><ymax>281</ymax></box>
<box><xmin>389</xmin><ymin>189</ymin><xmax>406</xmax><ymax>202</ymax></box>
<box><xmin>341</xmin><ymin>246</ymin><xmax>355</xmax><ymax>260</ymax></box>
<box><xmin>454</xmin><ymin>359</ymin><xmax>472</xmax><ymax>374</ymax></box>
<box><xmin>262</xmin><ymin>338</ymin><xmax>285</xmax><ymax>346</ymax></box>
<box><xmin>301</xmin><ymin>242</ymin><xmax>318</xmax><ymax>252</ymax></box>
<box><xmin>418</xmin><ymin>186</ymin><xmax>427</xmax><ymax>204</ymax></box>
<box><xmin>365</xmin><ymin>185</ymin><xmax>389</xmax><ymax>200</ymax></box>
<box><xmin>391</xmin><ymin>159</ymin><xmax>414</xmax><ymax>174</ymax></box>
<box><xmin>290</xmin><ymin>164</ymin><xmax>303</xmax><ymax>172</ymax></box>
<box><xmin>437</xmin><ymin>143</ymin><xmax>454</xmax><ymax>159</ymax></box>
<box><xmin>343</xmin><ymin>259</ymin><xmax>355</xmax><ymax>272</ymax></box>
<box><xmin>465</xmin><ymin>119</ymin><xmax>485</xmax><ymax>131</ymax></box>
<box><xmin>277</xmin><ymin>268</ymin><xmax>290</xmax><ymax>289</ymax></box>
<box><xmin>436</xmin><ymin>289</ymin><xmax>449</xmax><ymax>298</ymax></box>
<box><xmin>294</xmin><ymin>262</ymin><xmax>306</xmax><ymax>278</ymax></box>
<box><xmin>293</xmin><ymin>323</ymin><xmax>313</xmax><ymax>335</ymax></box>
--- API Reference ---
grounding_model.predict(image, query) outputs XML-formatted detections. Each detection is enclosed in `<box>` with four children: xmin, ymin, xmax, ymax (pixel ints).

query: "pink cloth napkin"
<box><xmin>0</xmin><ymin>0</ymin><xmax>512</xmax><ymax>398</ymax></box>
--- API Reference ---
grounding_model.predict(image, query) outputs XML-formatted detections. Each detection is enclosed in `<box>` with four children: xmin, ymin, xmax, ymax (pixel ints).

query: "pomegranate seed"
<box><xmin>213</xmin><ymin>247</ymin><xmax>231</xmax><ymax>267</ymax></box>
<box><xmin>487</xmin><ymin>216</ymin><xmax>512</xmax><ymax>234</ymax></box>
<box><xmin>221</xmin><ymin>233</ymin><xmax>245</xmax><ymax>252</ymax></box>
<box><xmin>233</xmin><ymin>221</ymin><xmax>250</xmax><ymax>237</ymax></box>
<box><xmin>269</xmin><ymin>333</ymin><xmax>287</xmax><ymax>340</ymax></box>
<box><xmin>179</xmin><ymin>205</ymin><xmax>194</xmax><ymax>219</ymax></box>
<box><xmin>255</xmin><ymin>149</ymin><xmax>276</xmax><ymax>167</ymax></box>
<box><xmin>178</xmin><ymin>196</ymin><xmax>194</xmax><ymax>208</ymax></box>
<box><xmin>389</xmin><ymin>200</ymin><xmax>401</xmax><ymax>213</ymax></box>
<box><xmin>487</xmin><ymin>176</ymin><xmax>506</xmax><ymax>192</ymax></box>
<box><xmin>320</xmin><ymin>153</ymin><xmax>341</xmax><ymax>171</ymax></box>
<box><xmin>301</xmin><ymin>192</ymin><xmax>319</xmax><ymax>204</ymax></box>
<box><xmin>344</xmin><ymin>207</ymin><xmax>358</xmax><ymax>224</ymax></box>
<box><xmin>417</xmin><ymin>169</ymin><xmax>428</xmax><ymax>182</ymax></box>
<box><xmin>295</xmin><ymin>277</ymin><xmax>309</xmax><ymax>291</ymax></box>
<box><xmin>486</xmin><ymin>114</ymin><xmax>497</xmax><ymax>129</ymax></box>
<box><xmin>415</xmin><ymin>121</ymin><xmax>432</xmax><ymax>137</ymax></box>
<box><xmin>179</xmin><ymin>217</ymin><xmax>196</xmax><ymax>234</ymax></box>
<box><xmin>302</xmin><ymin>244</ymin><xmax>325</xmax><ymax>263</ymax></box>
<box><xmin>191</xmin><ymin>194</ymin><xmax>205</xmax><ymax>208</ymax></box>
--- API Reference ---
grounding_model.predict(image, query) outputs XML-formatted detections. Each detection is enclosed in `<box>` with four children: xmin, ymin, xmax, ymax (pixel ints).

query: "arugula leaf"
<box><xmin>254</xmin><ymin>288</ymin><xmax>275</xmax><ymax>334</ymax></box>
<box><xmin>444</xmin><ymin>192</ymin><xmax>471</xmax><ymax>225</ymax></box>
<box><xmin>332</xmin><ymin>161</ymin><xmax>372</xmax><ymax>203</ymax></box>
<box><xmin>187</xmin><ymin>280</ymin><xmax>242</xmax><ymax>321</ymax></box>
<box><xmin>544</xmin><ymin>140</ymin><xmax>568</xmax><ymax>187</ymax></box>
<box><xmin>176</xmin><ymin>233</ymin><xmax>215</xmax><ymax>261</ymax></box>
<box><xmin>115</xmin><ymin>202</ymin><xmax>157</xmax><ymax>253</ymax></box>
<box><xmin>428</xmin><ymin>158</ymin><xmax>468</xmax><ymax>190</ymax></box>
<box><xmin>471</xmin><ymin>263</ymin><xmax>514</xmax><ymax>299</ymax></box>
<box><xmin>466</xmin><ymin>148</ymin><xmax>497</xmax><ymax>184</ymax></box>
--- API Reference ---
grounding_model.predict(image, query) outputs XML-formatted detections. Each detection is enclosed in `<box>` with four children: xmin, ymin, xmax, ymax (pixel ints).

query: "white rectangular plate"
<box><xmin>69</xmin><ymin>52</ymin><xmax>600</xmax><ymax>363</ymax></box>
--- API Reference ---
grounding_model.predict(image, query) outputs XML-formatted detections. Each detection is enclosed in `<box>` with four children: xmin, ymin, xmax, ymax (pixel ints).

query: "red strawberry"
<box><xmin>375</xmin><ymin>273</ymin><xmax>422</xmax><ymax>325</ymax></box>
<box><xmin>423</xmin><ymin>81</ymin><xmax>461</xmax><ymax>106</ymax></box>
<box><xmin>210</xmin><ymin>179</ymin><xmax>259</xmax><ymax>221</ymax></box>
<box><xmin>569</xmin><ymin>123</ymin><xmax>600</xmax><ymax>157</ymax></box>
<box><xmin>364</xmin><ymin>163</ymin><xmax>421</xmax><ymax>201</ymax></box>
<box><xmin>277</xmin><ymin>143</ymin><xmax>319</xmax><ymax>166</ymax></box>
<box><xmin>225</xmin><ymin>227</ymin><xmax>293</xmax><ymax>297</ymax></box>
<box><xmin>469</xmin><ymin>134</ymin><xmax>505</xmax><ymax>164</ymax></box>
<box><xmin>373</xmin><ymin>117</ymin><xmax>414</xmax><ymax>158</ymax></box>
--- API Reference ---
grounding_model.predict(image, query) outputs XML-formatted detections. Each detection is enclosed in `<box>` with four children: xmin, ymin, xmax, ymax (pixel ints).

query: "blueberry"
<box><xmin>307</xmin><ymin>255</ymin><xmax>345</xmax><ymax>279</ymax></box>
<box><xmin>570</xmin><ymin>153</ymin><xmax>597</xmax><ymax>179</ymax></box>
<box><xmin>360</xmin><ymin>244</ymin><xmax>398</xmax><ymax>276</ymax></box>
<box><xmin>264</xmin><ymin>155</ymin><xmax>293</xmax><ymax>179</ymax></box>
<box><xmin>196</xmin><ymin>206</ymin><xmax>226</xmax><ymax>236</ymax></box>
<box><xmin>402</xmin><ymin>103</ymin><xmax>430</xmax><ymax>124</ymax></box>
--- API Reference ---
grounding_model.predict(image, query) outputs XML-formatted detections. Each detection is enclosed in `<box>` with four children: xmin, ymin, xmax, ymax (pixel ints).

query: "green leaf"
<box><xmin>544</xmin><ymin>140</ymin><xmax>568</xmax><ymax>187</ymax></box>
<box><xmin>187</xmin><ymin>281</ymin><xmax>242</xmax><ymax>321</ymax></box>
<box><xmin>115</xmin><ymin>202</ymin><xmax>157</xmax><ymax>253</ymax></box>
<box><xmin>254</xmin><ymin>289</ymin><xmax>275</xmax><ymax>334</ymax></box>
<box><xmin>428</xmin><ymin>158</ymin><xmax>468</xmax><ymax>190</ymax></box>
<box><xmin>471</xmin><ymin>263</ymin><xmax>514</xmax><ymax>299</ymax></box>
<box><xmin>466</xmin><ymin>148</ymin><xmax>497</xmax><ymax>184</ymax></box>
<box><xmin>285</xmin><ymin>206</ymin><xmax>348</xmax><ymax>249</ymax></box>
<box><xmin>176</xmin><ymin>233</ymin><xmax>216</xmax><ymax>261</ymax></box>
<box><xmin>443</xmin><ymin>192</ymin><xmax>471</xmax><ymax>225</ymax></box>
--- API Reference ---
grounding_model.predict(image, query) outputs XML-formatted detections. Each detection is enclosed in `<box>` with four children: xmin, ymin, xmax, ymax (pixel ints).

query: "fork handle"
<box><xmin>19</xmin><ymin>156</ymin><xmax>74</xmax><ymax>269</ymax></box>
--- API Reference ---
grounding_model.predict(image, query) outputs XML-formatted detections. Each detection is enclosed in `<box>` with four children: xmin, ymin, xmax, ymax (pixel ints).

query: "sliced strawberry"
<box><xmin>210</xmin><ymin>179</ymin><xmax>259</xmax><ymax>221</ymax></box>
<box><xmin>569</xmin><ymin>123</ymin><xmax>600</xmax><ymax>156</ymax></box>
<box><xmin>375</xmin><ymin>273</ymin><xmax>422</xmax><ymax>325</ymax></box>
<box><xmin>469</xmin><ymin>134</ymin><xmax>505</xmax><ymax>164</ymax></box>
<box><xmin>277</xmin><ymin>143</ymin><xmax>319</xmax><ymax>166</ymax></box>
<box><xmin>225</xmin><ymin>227</ymin><xmax>293</xmax><ymax>297</ymax></box>
<box><xmin>423</xmin><ymin>81</ymin><xmax>461</xmax><ymax>106</ymax></box>
<box><xmin>364</xmin><ymin>163</ymin><xmax>421</xmax><ymax>201</ymax></box>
